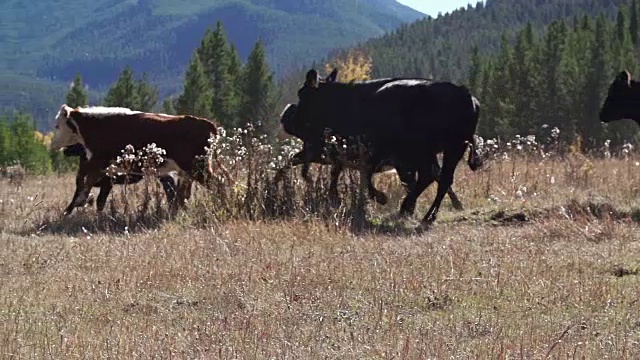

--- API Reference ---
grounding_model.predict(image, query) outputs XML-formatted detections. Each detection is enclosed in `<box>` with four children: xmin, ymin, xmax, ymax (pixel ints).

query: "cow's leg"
<box><xmin>429</xmin><ymin>158</ymin><xmax>464</xmax><ymax>211</ymax></box>
<box><xmin>159</xmin><ymin>175</ymin><xmax>178</xmax><ymax>206</ymax></box>
<box><xmin>95</xmin><ymin>177</ymin><xmax>114</xmax><ymax>212</ymax></box>
<box><xmin>179</xmin><ymin>178</ymin><xmax>194</xmax><ymax>204</ymax></box>
<box><xmin>300</xmin><ymin>142</ymin><xmax>329</xmax><ymax>183</ymax></box>
<box><xmin>74</xmin><ymin>169</ymin><xmax>107</xmax><ymax>210</ymax></box>
<box><xmin>421</xmin><ymin>144</ymin><xmax>466</xmax><ymax>225</ymax></box>
<box><xmin>363</xmin><ymin>152</ymin><xmax>388</xmax><ymax>205</ymax></box>
<box><xmin>64</xmin><ymin>164</ymin><xmax>90</xmax><ymax>215</ymax></box>
<box><xmin>168</xmin><ymin>177</ymin><xmax>193</xmax><ymax>215</ymax></box>
<box><xmin>274</xmin><ymin>150</ymin><xmax>307</xmax><ymax>183</ymax></box>
<box><xmin>328</xmin><ymin>163</ymin><xmax>343</xmax><ymax>206</ymax></box>
<box><xmin>395</xmin><ymin>165</ymin><xmax>417</xmax><ymax>193</ymax></box>
<box><xmin>398</xmin><ymin>161</ymin><xmax>435</xmax><ymax>217</ymax></box>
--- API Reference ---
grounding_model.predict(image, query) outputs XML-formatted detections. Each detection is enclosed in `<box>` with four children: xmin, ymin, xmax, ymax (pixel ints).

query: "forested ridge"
<box><xmin>363</xmin><ymin>0</ymin><xmax>626</xmax><ymax>81</ymax></box>
<box><xmin>278</xmin><ymin>0</ymin><xmax>628</xmax><ymax>111</ymax></box>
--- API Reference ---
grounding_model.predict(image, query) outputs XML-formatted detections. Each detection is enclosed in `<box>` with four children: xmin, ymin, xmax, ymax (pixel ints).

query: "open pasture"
<box><xmin>1</xmin><ymin>132</ymin><xmax>640</xmax><ymax>358</ymax></box>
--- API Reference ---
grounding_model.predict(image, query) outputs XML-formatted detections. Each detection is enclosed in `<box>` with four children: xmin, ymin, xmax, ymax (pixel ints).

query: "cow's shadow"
<box><xmin>348</xmin><ymin>214</ymin><xmax>433</xmax><ymax>236</ymax></box>
<box><xmin>23</xmin><ymin>205</ymin><xmax>172</xmax><ymax>237</ymax></box>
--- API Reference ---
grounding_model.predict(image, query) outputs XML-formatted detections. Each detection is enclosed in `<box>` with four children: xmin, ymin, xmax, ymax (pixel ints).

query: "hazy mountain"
<box><xmin>0</xmin><ymin>0</ymin><xmax>423</xmax><ymax>124</ymax></box>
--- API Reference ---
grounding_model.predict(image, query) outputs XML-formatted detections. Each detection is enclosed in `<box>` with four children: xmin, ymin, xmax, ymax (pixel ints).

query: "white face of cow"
<box><xmin>50</xmin><ymin>104</ymin><xmax>84</xmax><ymax>151</ymax></box>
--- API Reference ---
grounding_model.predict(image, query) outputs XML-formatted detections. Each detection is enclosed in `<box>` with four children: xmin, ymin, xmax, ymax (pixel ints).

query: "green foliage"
<box><xmin>104</xmin><ymin>66</ymin><xmax>160</xmax><ymax>111</ymax></box>
<box><xmin>0</xmin><ymin>113</ymin><xmax>51</xmax><ymax>174</ymax></box>
<box><xmin>0</xmin><ymin>119</ymin><xmax>11</xmax><ymax>166</ymax></box>
<box><xmin>176</xmin><ymin>54</ymin><xmax>214</xmax><ymax>118</ymax></box>
<box><xmin>104</xmin><ymin>66</ymin><xmax>141</xmax><ymax>109</ymax></box>
<box><xmin>66</xmin><ymin>73</ymin><xmax>88</xmax><ymax>108</ymax></box>
<box><xmin>239</xmin><ymin>40</ymin><xmax>279</xmax><ymax>137</ymax></box>
<box><xmin>137</xmin><ymin>73</ymin><xmax>160</xmax><ymax>112</ymax></box>
<box><xmin>176</xmin><ymin>22</ymin><xmax>278</xmax><ymax>138</ymax></box>
<box><xmin>197</xmin><ymin>22</ymin><xmax>241</xmax><ymax>127</ymax></box>
<box><xmin>162</xmin><ymin>97</ymin><xmax>177</xmax><ymax>115</ymax></box>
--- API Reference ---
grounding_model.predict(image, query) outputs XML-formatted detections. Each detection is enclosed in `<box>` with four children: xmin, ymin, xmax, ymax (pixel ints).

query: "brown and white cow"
<box><xmin>50</xmin><ymin>104</ymin><xmax>227</xmax><ymax>215</ymax></box>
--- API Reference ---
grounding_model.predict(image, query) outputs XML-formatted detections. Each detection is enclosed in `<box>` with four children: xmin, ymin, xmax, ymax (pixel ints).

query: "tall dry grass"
<box><xmin>1</xmin><ymin>126</ymin><xmax>640</xmax><ymax>358</ymax></box>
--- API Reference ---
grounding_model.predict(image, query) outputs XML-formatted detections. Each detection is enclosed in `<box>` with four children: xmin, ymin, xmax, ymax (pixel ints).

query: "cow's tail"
<box><xmin>466</xmin><ymin>135</ymin><xmax>483</xmax><ymax>171</ymax></box>
<box><xmin>466</xmin><ymin>95</ymin><xmax>484</xmax><ymax>172</ymax></box>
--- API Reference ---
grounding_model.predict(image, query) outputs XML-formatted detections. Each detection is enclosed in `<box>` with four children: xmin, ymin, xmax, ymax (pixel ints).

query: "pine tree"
<box><xmin>137</xmin><ymin>72</ymin><xmax>159</xmax><ymax>112</ymax></box>
<box><xmin>539</xmin><ymin>20</ymin><xmax>568</xmax><ymax>132</ymax></box>
<box><xmin>490</xmin><ymin>32</ymin><xmax>515</xmax><ymax>138</ymax></box>
<box><xmin>226</xmin><ymin>43</ymin><xmax>243</xmax><ymax>126</ymax></box>
<box><xmin>240</xmin><ymin>40</ymin><xmax>278</xmax><ymax>137</ymax></box>
<box><xmin>197</xmin><ymin>21</ymin><xmax>237</xmax><ymax>125</ymax></box>
<box><xmin>510</xmin><ymin>23</ymin><xmax>540</xmax><ymax>136</ymax></box>
<box><xmin>581</xmin><ymin>14</ymin><xmax>610</xmax><ymax>149</ymax></box>
<box><xmin>558</xmin><ymin>28</ymin><xmax>581</xmax><ymax>145</ymax></box>
<box><xmin>467</xmin><ymin>45</ymin><xmax>482</xmax><ymax>95</ymax></box>
<box><xmin>477</xmin><ymin>60</ymin><xmax>497</xmax><ymax>139</ymax></box>
<box><xmin>104</xmin><ymin>65</ymin><xmax>140</xmax><ymax>109</ymax></box>
<box><xmin>162</xmin><ymin>97</ymin><xmax>177</xmax><ymax>115</ymax></box>
<box><xmin>66</xmin><ymin>73</ymin><xmax>88</xmax><ymax>108</ymax></box>
<box><xmin>630</xmin><ymin>0</ymin><xmax>640</xmax><ymax>47</ymax></box>
<box><xmin>0</xmin><ymin>117</ymin><xmax>11</xmax><ymax>165</ymax></box>
<box><xmin>176</xmin><ymin>53</ymin><xmax>213</xmax><ymax>119</ymax></box>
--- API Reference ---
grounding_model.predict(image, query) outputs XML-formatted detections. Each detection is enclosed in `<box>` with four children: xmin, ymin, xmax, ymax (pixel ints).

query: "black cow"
<box><xmin>290</xmin><ymin>68</ymin><xmax>483</xmax><ymax>225</ymax></box>
<box><xmin>278</xmin><ymin>74</ymin><xmax>464</xmax><ymax>211</ymax></box>
<box><xmin>62</xmin><ymin>143</ymin><xmax>178</xmax><ymax>215</ymax></box>
<box><xmin>600</xmin><ymin>70</ymin><xmax>640</xmax><ymax>124</ymax></box>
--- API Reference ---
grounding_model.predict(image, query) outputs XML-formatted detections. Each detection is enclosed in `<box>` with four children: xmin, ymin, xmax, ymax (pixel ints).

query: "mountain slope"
<box><xmin>353</xmin><ymin>0</ymin><xmax>627</xmax><ymax>81</ymax></box>
<box><xmin>1</xmin><ymin>0</ymin><xmax>423</xmax><ymax>127</ymax></box>
<box><xmin>3</xmin><ymin>0</ymin><xmax>424</xmax><ymax>85</ymax></box>
<box><xmin>278</xmin><ymin>0</ymin><xmax>627</xmax><ymax>107</ymax></box>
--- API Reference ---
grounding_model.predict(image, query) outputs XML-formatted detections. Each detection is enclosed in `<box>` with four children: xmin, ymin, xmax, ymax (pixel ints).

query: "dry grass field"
<box><xmin>2</xmin><ymin>134</ymin><xmax>640</xmax><ymax>358</ymax></box>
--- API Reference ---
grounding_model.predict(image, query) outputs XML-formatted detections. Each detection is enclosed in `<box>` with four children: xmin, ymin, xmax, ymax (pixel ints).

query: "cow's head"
<box><xmin>600</xmin><ymin>70</ymin><xmax>640</xmax><ymax>124</ymax></box>
<box><xmin>50</xmin><ymin>104</ymin><xmax>84</xmax><ymax>151</ymax></box>
<box><xmin>290</xmin><ymin>68</ymin><xmax>339</xmax><ymax>135</ymax></box>
<box><xmin>279</xmin><ymin>103</ymin><xmax>302</xmax><ymax>137</ymax></box>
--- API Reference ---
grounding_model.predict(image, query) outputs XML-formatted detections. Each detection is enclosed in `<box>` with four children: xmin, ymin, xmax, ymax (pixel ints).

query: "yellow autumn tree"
<box><xmin>324</xmin><ymin>49</ymin><xmax>373</xmax><ymax>83</ymax></box>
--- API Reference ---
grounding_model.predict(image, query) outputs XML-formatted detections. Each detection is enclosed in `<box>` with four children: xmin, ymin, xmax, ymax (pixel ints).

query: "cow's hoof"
<box><xmin>373</xmin><ymin>192</ymin><xmax>388</xmax><ymax>205</ymax></box>
<box><xmin>396</xmin><ymin>209</ymin><xmax>413</xmax><ymax>220</ymax></box>
<box><xmin>451</xmin><ymin>199</ymin><xmax>464</xmax><ymax>211</ymax></box>
<box><xmin>420</xmin><ymin>216</ymin><xmax>436</xmax><ymax>228</ymax></box>
<box><xmin>86</xmin><ymin>194</ymin><xmax>95</xmax><ymax>207</ymax></box>
<box><xmin>415</xmin><ymin>221</ymin><xmax>433</xmax><ymax>234</ymax></box>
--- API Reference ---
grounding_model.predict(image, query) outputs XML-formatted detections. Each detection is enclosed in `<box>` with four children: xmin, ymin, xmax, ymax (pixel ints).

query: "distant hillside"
<box><xmin>0</xmin><ymin>0</ymin><xmax>423</xmax><ymax>127</ymax></box>
<box><xmin>278</xmin><ymin>0</ymin><xmax>627</xmax><ymax>107</ymax></box>
<box><xmin>361</xmin><ymin>0</ymin><xmax>626</xmax><ymax>81</ymax></box>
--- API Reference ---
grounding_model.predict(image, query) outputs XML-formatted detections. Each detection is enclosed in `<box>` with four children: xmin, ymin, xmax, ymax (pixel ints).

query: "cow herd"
<box><xmin>47</xmin><ymin>68</ymin><xmax>640</xmax><ymax>227</ymax></box>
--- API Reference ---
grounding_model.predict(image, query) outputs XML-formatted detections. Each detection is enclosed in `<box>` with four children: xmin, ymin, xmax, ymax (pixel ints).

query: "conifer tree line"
<box><xmin>166</xmin><ymin>21</ymin><xmax>279</xmax><ymax>138</ymax></box>
<box><xmin>467</xmin><ymin>1</ymin><xmax>640</xmax><ymax>150</ymax></box>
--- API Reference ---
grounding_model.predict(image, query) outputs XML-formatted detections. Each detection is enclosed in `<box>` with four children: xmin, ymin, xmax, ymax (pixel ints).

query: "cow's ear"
<box><xmin>616</xmin><ymin>70</ymin><xmax>632</xmax><ymax>87</ymax></box>
<box><xmin>61</xmin><ymin>104</ymin><xmax>73</xmax><ymax>118</ymax></box>
<box><xmin>326</xmin><ymin>68</ymin><xmax>338</xmax><ymax>83</ymax></box>
<box><xmin>66</xmin><ymin>120</ymin><xmax>78</xmax><ymax>134</ymax></box>
<box><xmin>305</xmin><ymin>69</ymin><xmax>320</xmax><ymax>88</ymax></box>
